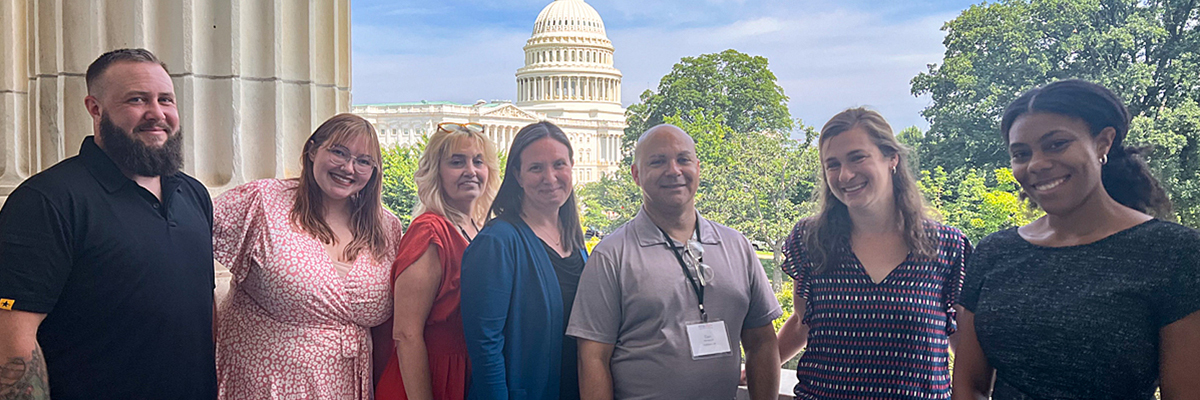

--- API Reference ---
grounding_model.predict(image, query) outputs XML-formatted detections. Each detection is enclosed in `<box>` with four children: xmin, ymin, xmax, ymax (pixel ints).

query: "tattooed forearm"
<box><xmin>0</xmin><ymin>346</ymin><xmax>49</xmax><ymax>400</ymax></box>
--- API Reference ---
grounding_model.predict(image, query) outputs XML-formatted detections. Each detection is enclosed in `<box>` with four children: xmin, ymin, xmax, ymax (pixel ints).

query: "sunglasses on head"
<box><xmin>438</xmin><ymin>122</ymin><xmax>485</xmax><ymax>134</ymax></box>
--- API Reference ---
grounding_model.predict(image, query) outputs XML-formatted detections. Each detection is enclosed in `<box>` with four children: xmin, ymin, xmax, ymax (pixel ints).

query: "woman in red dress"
<box><xmin>375</xmin><ymin>122</ymin><xmax>500</xmax><ymax>400</ymax></box>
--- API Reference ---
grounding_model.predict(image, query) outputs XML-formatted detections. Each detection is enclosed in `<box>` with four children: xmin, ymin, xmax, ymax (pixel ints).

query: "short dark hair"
<box><xmin>489</xmin><ymin>121</ymin><xmax>585</xmax><ymax>251</ymax></box>
<box><xmin>85</xmin><ymin>48</ymin><xmax>170</xmax><ymax>95</ymax></box>
<box><xmin>1001</xmin><ymin>79</ymin><xmax>1172</xmax><ymax>217</ymax></box>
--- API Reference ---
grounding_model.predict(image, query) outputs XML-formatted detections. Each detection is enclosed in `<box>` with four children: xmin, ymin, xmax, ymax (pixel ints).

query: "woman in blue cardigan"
<box><xmin>461</xmin><ymin>121</ymin><xmax>588</xmax><ymax>400</ymax></box>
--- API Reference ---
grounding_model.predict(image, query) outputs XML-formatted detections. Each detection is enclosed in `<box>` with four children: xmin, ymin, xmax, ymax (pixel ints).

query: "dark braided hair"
<box><xmin>1000</xmin><ymin>79</ymin><xmax>1172</xmax><ymax>217</ymax></box>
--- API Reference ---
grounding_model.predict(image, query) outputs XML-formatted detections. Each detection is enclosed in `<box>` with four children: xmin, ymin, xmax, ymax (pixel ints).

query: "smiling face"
<box><xmin>311</xmin><ymin>134</ymin><xmax>376</xmax><ymax>203</ymax></box>
<box><xmin>517</xmin><ymin>137</ymin><xmax>573</xmax><ymax>215</ymax></box>
<box><xmin>1007</xmin><ymin>112</ymin><xmax>1114</xmax><ymax>215</ymax></box>
<box><xmin>86</xmin><ymin>61</ymin><xmax>180</xmax><ymax>149</ymax></box>
<box><xmin>440</xmin><ymin>138</ymin><xmax>489</xmax><ymax>213</ymax></box>
<box><xmin>632</xmin><ymin>126</ymin><xmax>699</xmax><ymax>211</ymax></box>
<box><xmin>820</xmin><ymin>127</ymin><xmax>898</xmax><ymax>214</ymax></box>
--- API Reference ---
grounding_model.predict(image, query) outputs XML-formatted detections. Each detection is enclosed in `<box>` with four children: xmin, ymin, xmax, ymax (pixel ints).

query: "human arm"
<box><xmin>738</xmin><ymin>234</ymin><xmax>784</xmax><ymax>396</ymax></box>
<box><xmin>948</xmin><ymin>321</ymin><xmax>960</xmax><ymax>356</ymax></box>
<box><xmin>577</xmin><ymin>339</ymin><xmax>615</xmax><ymax>400</ymax></box>
<box><xmin>742</xmin><ymin>323</ymin><xmax>781</xmax><ymax>400</ymax></box>
<box><xmin>776</xmin><ymin>282</ymin><xmax>810</xmax><ymax>362</ymax></box>
<box><xmin>1160</xmin><ymin>310</ymin><xmax>1200</xmax><ymax>400</ymax></box>
<box><xmin>950</xmin><ymin>308</ymin><xmax>994</xmax><ymax>400</ymax></box>
<box><xmin>0</xmin><ymin>310</ymin><xmax>49</xmax><ymax>400</ymax></box>
<box><xmin>0</xmin><ymin>187</ymin><xmax>72</xmax><ymax>400</ymax></box>
<box><xmin>566</xmin><ymin>243</ymin><xmax>623</xmax><ymax>400</ymax></box>
<box><xmin>460</xmin><ymin>230</ymin><xmax>516</xmax><ymax>399</ymax></box>
<box><xmin>392</xmin><ymin>245</ymin><xmax>443</xmax><ymax>400</ymax></box>
<box><xmin>945</xmin><ymin>232</ymin><xmax>972</xmax><ymax>356</ymax></box>
<box><xmin>1159</xmin><ymin>236</ymin><xmax>1200</xmax><ymax>400</ymax></box>
<box><xmin>212</xmin><ymin>181</ymin><xmax>268</xmax><ymax>285</ymax></box>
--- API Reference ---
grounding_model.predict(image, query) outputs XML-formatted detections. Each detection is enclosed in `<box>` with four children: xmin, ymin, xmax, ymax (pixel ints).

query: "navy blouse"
<box><xmin>781</xmin><ymin>220</ymin><xmax>971</xmax><ymax>400</ymax></box>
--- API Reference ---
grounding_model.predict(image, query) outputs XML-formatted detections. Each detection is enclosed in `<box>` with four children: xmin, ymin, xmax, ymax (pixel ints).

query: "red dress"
<box><xmin>376</xmin><ymin>212</ymin><xmax>470</xmax><ymax>400</ymax></box>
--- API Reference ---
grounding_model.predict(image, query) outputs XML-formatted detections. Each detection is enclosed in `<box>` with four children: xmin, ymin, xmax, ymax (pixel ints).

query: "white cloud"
<box><xmin>608</xmin><ymin>9</ymin><xmax>956</xmax><ymax>130</ymax></box>
<box><xmin>351</xmin><ymin>1</ymin><xmax>963</xmax><ymax>130</ymax></box>
<box><xmin>352</xmin><ymin>23</ymin><xmax>530</xmax><ymax>104</ymax></box>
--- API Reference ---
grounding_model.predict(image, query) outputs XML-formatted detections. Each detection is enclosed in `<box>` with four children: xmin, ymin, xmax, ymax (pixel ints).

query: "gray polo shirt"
<box><xmin>567</xmin><ymin>209</ymin><xmax>782</xmax><ymax>400</ymax></box>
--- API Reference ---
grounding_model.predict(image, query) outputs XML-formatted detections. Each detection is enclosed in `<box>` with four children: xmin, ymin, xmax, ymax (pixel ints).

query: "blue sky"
<box><xmin>351</xmin><ymin>0</ymin><xmax>983</xmax><ymax>132</ymax></box>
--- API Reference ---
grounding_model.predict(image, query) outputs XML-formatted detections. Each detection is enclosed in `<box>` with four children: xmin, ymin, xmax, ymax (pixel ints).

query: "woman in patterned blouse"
<box><xmin>774</xmin><ymin>108</ymin><xmax>971</xmax><ymax>399</ymax></box>
<box><xmin>212</xmin><ymin>113</ymin><xmax>404</xmax><ymax>399</ymax></box>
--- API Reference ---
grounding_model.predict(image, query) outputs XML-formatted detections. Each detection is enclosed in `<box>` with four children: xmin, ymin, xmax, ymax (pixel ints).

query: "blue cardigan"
<box><xmin>461</xmin><ymin>218</ymin><xmax>588</xmax><ymax>400</ymax></box>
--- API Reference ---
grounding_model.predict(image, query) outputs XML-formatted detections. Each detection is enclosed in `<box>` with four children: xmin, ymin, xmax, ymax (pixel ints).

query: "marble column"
<box><xmin>0</xmin><ymin>0</ymin><xmax>352</xmax><ymax>203</ymax></box>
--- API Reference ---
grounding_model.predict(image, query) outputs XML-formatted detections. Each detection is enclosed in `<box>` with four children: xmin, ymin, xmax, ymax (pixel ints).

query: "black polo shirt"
<box><xmin>0</xmin><ymin>136</ymin><xmax>217</xmax><ymax>400</ymax></box>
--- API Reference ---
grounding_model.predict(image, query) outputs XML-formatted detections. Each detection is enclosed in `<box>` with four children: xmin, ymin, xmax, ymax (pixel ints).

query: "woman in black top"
<box><xmin>952</xmin><ymin>79</ymin><xmax>1200</xmax><ymax>399</ymax></box>
<box><xmin>545</xmin><ymin>241</ymin><xmax>585</xmax><ymax>400</ymax></box>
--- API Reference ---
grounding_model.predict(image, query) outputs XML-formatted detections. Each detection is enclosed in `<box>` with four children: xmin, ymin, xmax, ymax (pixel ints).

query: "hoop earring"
<box><xmin>891</xmin><ymin>165</ymin><xmax>897</xmax><ymax>175</ymax></box>
<box><xmin>1100</xmin><ymin>154</ymin><xmax>1108</xmax><ymax>165</ymax></box>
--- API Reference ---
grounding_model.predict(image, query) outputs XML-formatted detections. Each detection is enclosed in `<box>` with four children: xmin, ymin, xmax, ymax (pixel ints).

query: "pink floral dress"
<box><xmin>213</xmin><ymin>179</ymin><xmax>403</xmax><ymax>400</ymax></box>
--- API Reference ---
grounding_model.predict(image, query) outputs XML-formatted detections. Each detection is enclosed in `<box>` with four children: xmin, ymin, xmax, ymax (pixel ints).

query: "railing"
<box><xmin>217</xmin><ymin>269</ymin><xmax>800</xmax><ymax>400</ymax></box>
<box><xmin>737</xmin><ymin>366</ymin><xmax>798</xmax><ymax>400</ymax></box>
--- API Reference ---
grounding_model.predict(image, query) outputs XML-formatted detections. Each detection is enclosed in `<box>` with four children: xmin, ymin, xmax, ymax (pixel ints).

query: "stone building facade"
<box><xmin>351</xmin><ymin>0</ymin><xmax>626</xmax><ymax>184</ymax></box>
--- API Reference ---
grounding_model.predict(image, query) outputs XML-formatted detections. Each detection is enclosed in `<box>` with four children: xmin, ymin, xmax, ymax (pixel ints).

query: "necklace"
<box><xmin>521</xmin><ymin>211</ymin><xmax>563</xmax><ymax>248</ymax></box>
<box><xmin>455</xmin><ymin>217</ymin><xmax>478</xmax><ymax>243</ymax></box>
<box><xmin>528</xmin><ymin>222</ymin><xmax>562</xmax><ymax>248</ymax></box>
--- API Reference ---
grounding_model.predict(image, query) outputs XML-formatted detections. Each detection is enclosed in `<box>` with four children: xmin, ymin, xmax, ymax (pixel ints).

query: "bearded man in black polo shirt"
<box><xmin>0</xmin><ymin>49</ymin><xmax>217</xmax><ymax>400</ymax></box>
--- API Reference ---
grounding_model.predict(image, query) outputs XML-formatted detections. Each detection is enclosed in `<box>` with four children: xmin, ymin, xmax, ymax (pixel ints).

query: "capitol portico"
<box><xmin>352</xmin><ymin>0</ymin><xmax>626</xmax><ymax>184</ymax></box>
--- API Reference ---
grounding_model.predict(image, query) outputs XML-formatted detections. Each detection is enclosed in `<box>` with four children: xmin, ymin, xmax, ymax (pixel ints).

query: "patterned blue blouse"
<box><xmin>780</xmin><ymin>220</ymin><xmax>971</xmax><ymax>400</ymax></box>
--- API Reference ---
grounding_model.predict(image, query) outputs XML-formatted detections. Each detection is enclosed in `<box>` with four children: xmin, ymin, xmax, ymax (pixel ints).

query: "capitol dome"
<box><xmin>532</xmin><ymin>0</ymin><xmax>607</xmax><ymax>39</ymax></box>
<box><xmin>515</xmin><ymin>0</ymin><xmax>624</xmax><ymax>121</ymax></box>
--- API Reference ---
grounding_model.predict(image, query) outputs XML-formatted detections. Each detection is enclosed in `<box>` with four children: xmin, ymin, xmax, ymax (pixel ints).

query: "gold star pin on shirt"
<box><xmin>0</xmin><ymin>298</ymin><xmax>14</xmax><ymax>310</ymax></box>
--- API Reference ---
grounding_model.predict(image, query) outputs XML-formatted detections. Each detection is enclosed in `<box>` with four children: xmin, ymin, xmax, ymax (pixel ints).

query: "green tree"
<box><xmin>912</xmin><ymin>0</ymin><xmax>1200</xmax><ymax>227</ymax></box>
<box><xmin>669</xmin><ymin>110</ymin><xmax>820</xmax><ymax>290</ymax></box>
<box><xmin>578</xmin><ymin>171</ymin><xmax>641</xmax><ymax>234</ymax></box>
<box><xmin>379</xmin><ymin>139</ymin><xmax>507</xmax><ymax>227</ymax></box>
<box><xmin>919</xmin><ymin>166</ymin><xmax>1043</xmax><ymax>242</ymax></box>
<box><xmin>381</xmin><ymin>141</ymin><xmax>424</xmax><ymax>226</ymax></box>
<box><xmin>623</xmin><ymin>49</ymin><xmax>794</xmax><ymax>164</ymax></box>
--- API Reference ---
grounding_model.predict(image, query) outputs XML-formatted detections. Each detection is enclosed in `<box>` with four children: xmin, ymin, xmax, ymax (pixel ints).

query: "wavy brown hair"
<box><xmin>290</xmin><ymin>113</ymin><xmax>390</xmax><ymax>262</ymax></box>
<box><xmin>804</xmin><ymin>108</ymin><xmax>935</xmax><ymax>274</ymax></box>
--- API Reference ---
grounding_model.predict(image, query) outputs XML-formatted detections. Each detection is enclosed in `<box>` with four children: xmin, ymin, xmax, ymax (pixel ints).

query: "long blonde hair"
<box><xmin>805</xmin><ymin>108</ymin><xmax>934</xmax><ymax>273</ymax></box>
<box><xmin>412</xmin><ymin>125</ymin><xmax>501</xmax><ymax>225</ymax></box>
<box><xmin>291</xmin><ymin>113</ymin><xmax>389</xmax><ymax>262</ymax></box>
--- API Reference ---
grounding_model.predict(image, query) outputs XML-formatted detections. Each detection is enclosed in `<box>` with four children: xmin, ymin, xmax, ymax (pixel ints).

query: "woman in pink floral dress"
<box><xmin>213</xmin><ymin>113</ymin><xmax>403</xmax><ymax>399</ymax></box>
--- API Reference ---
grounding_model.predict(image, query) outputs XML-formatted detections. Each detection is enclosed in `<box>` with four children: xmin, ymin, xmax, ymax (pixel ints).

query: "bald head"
<box><xmin>634</xmin><ymin>124</ymin><xmax>695</xmax><ymax>166</ymax></box>
<box><xmin>631</xmin><ymin>124</ymin><xmax>700</xmax><ymax>211</ymax></box>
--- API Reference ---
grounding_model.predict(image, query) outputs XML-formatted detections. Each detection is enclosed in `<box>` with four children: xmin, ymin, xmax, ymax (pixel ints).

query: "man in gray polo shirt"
<box><xmin>568</xmin><ymin>124</ymin><xmax>782</xmax><ymax>400</ymax></box>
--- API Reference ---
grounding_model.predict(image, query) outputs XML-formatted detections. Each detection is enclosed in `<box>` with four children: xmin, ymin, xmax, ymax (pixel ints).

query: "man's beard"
<box><xmin>98</xmin><ymin>114</ymin><xmax>184</xmax><ymax>177</ymax></box>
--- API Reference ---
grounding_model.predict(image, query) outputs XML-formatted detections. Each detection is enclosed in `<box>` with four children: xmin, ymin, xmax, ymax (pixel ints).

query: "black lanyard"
<box><xmin>658</xmin><ymin>219</ymin><xmax>706</xmax><ymax>322</ymax></box>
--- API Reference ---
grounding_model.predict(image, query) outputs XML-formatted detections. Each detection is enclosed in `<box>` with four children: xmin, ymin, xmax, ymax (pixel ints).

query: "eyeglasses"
<box><xmin>323</xmin><ymin>146</ymin><xmax>377</xmax><ymax>174</ymax></box>
<box><xmin>438</xmin><ymin>122</ymin><xmax>485</xmax><ymax>134</ymax></box>
<box><xmin>684</xmin><ymin>240</ymin><xmax>714</xmax><ymax>286</ymax></box>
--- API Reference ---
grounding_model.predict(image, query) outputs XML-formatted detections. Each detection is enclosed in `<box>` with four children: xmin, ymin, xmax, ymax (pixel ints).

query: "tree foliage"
<box><xmin>381</xmin><ymin>141</ymin><xmax>424</xmax><ymax>226</ymax></box>
<box><xmin>912</xmin><ymin>0</ymin><xmax>1200</xmax><ymax>227</ymax></box>
<box><xmin>920</xmin><ymin>166</ymin><xmax>1043</xmax><ymax>242</ymax></box>
<box><xmin>623</xmin><ymin>49</ymin><xmax>794</xmax><ymax>164</ymax></box>
<box><xmin>670</xmin><ymin>110</ymin><xmax>820</xmax><ymax>290</ymax></box>
<box><xmin>580</xmin><ymin>107</ymin><xmax>821</xmax><ymax>291</ymax></box>
<box><xmin>578</xmin><ymin>171</ymin><xmax>641</xmax><ymax>234</ymax></box>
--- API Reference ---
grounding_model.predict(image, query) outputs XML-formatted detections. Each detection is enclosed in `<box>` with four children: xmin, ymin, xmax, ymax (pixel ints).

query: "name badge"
<box><xmin>685</xmin><ymin>320</ymin><xmax>732</xmax><ymax>360</ymax></box>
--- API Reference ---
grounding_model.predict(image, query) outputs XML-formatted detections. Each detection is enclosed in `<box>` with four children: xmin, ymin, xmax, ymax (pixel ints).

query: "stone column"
<box><xmin>0</xmin><ymin>0</ymin><xmax>352</xmax><ymax>203</ymax></box>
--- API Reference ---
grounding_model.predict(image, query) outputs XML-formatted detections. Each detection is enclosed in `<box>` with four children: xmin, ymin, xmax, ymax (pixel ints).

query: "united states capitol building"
<box><xmin>351</xmin><ymin>0</ymin><xmax>627</xmax><ymax>184</ymax></box>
